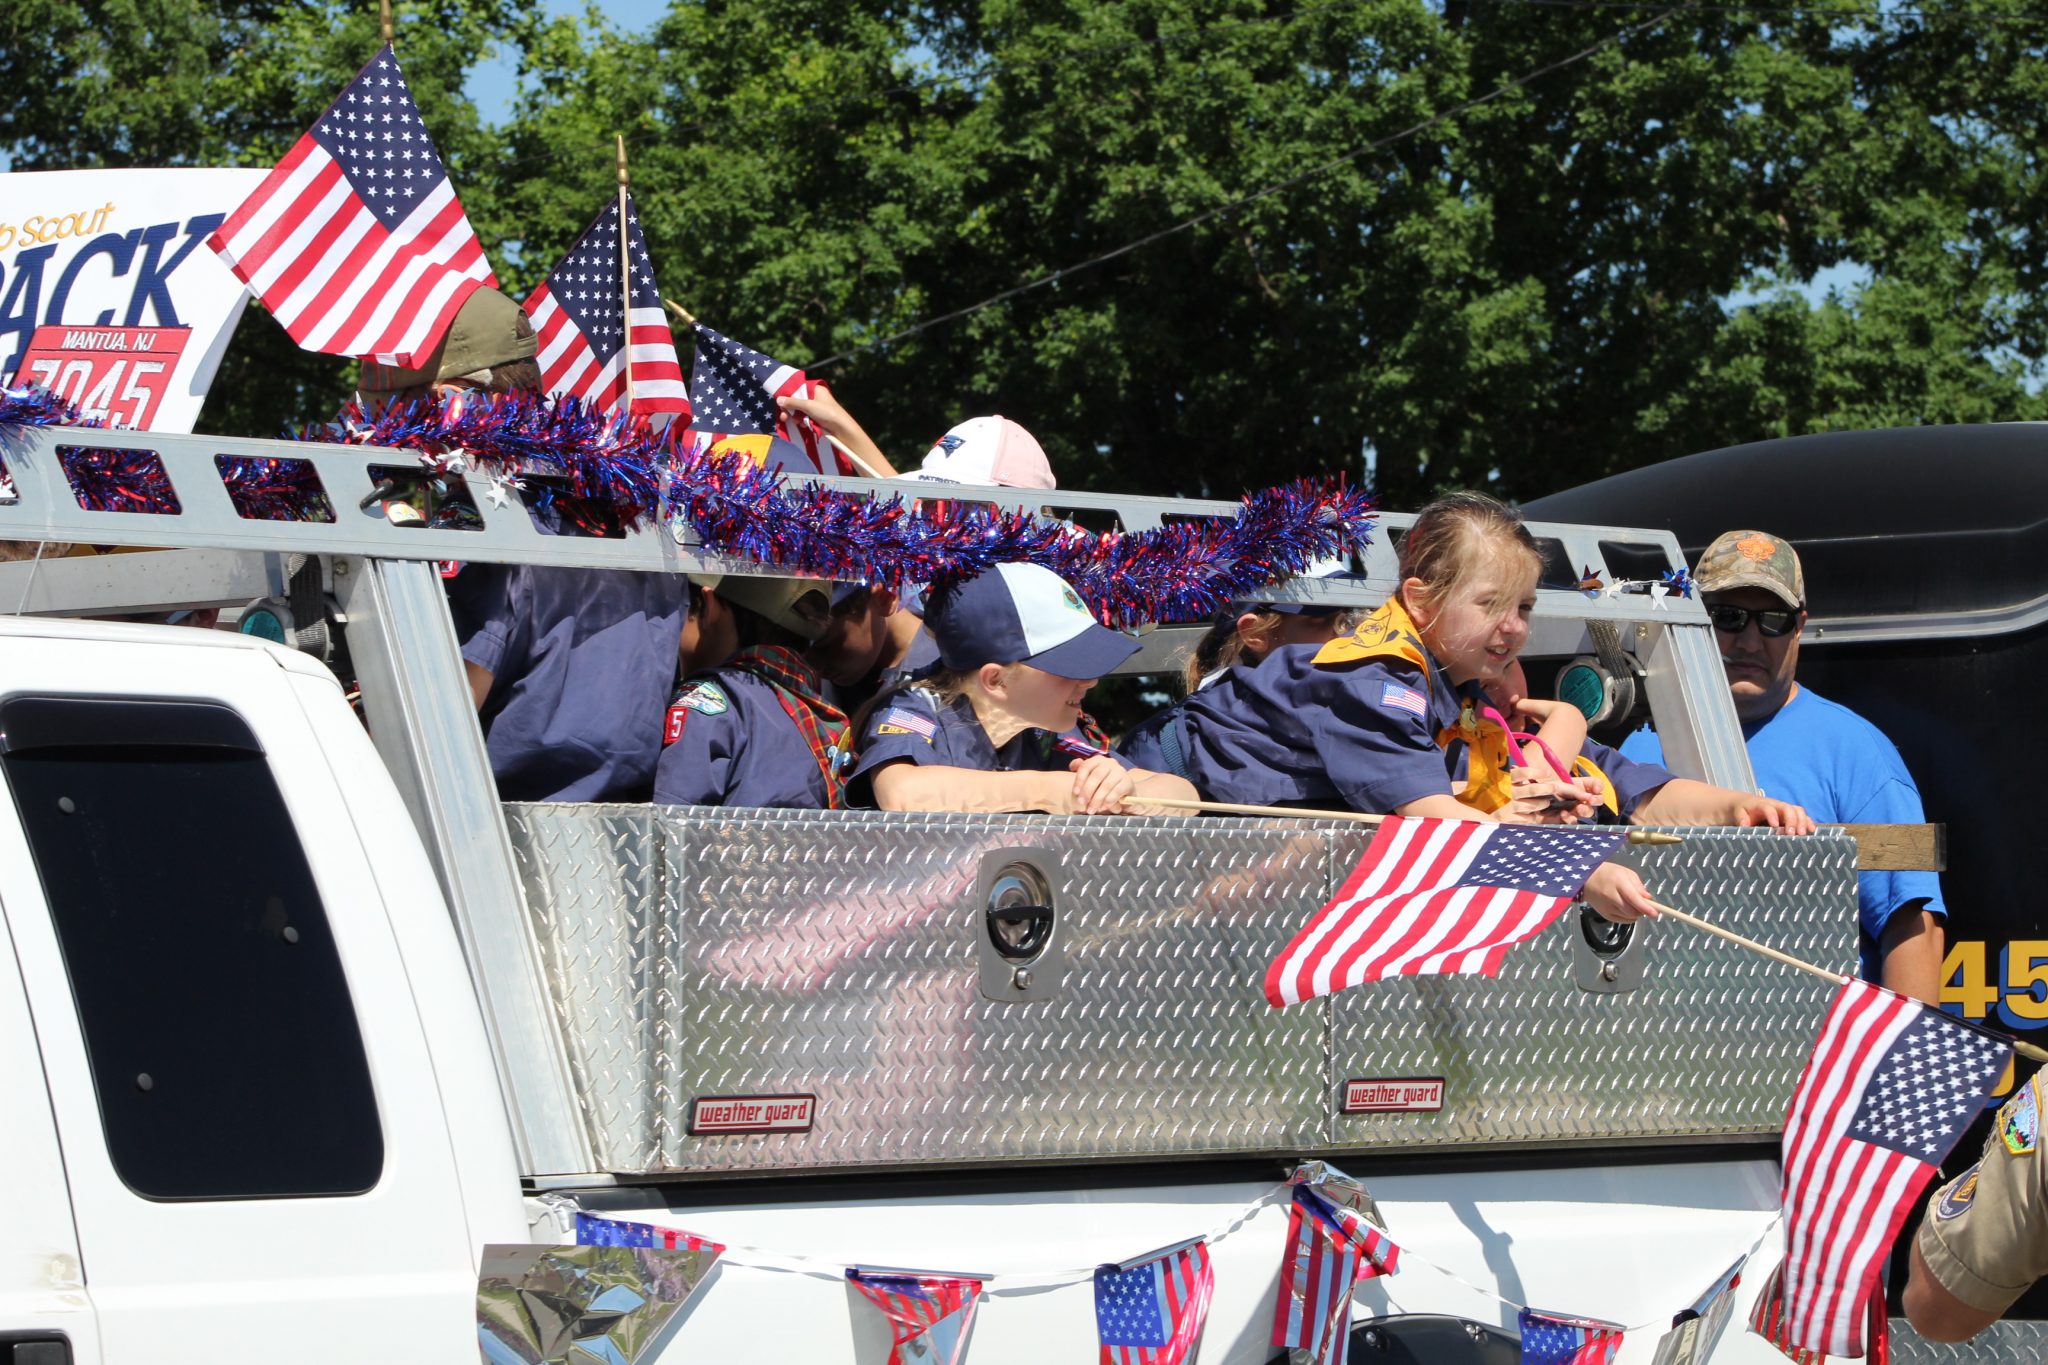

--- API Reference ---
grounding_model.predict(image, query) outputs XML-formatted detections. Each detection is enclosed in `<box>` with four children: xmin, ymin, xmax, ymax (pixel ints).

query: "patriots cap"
<box><xmin>913</xmin><ymin>416</ymin><xmax>1057</xmax><ymax>489</ymax></box>
<box><xmin>925</xmin><ymin>563</ymin><xmax>1137</xmax><ymax>679</ymax></box>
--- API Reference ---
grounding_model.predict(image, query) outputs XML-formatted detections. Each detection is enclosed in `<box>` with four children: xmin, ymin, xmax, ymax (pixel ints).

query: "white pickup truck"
<box><xmin>0</xmin><ymin>418</ymin><xmax>1998</xmax><ymax>1364</ymax></box>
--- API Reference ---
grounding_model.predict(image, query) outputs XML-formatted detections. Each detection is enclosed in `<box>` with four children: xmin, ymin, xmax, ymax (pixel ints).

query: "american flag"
<box><xmin>1754</xmin><ymin>980</ymin><xmax>2006</xmax><ymax>1358</ymax></box>
<box><xmin>846</xmin><ymin>1270</ymin><xmax>982</xmax><ymax>1365</ymax></box>
<box><xmin>1263</xmin><ymin>818</ymin><xmax>1627</xmax><ymax>1007</ymax></box>
<box><xmin>688</xmin><ymin>325</ymin><xmax>839</xmax><ymax>474</ymax></box>
<box><xmin>525</xmin><ymin>194</ymin><xmax>690</xmax><ymax>421</ymax></box>
<box><xmin>1518</xmin><ymin>1308</ymin><xmax>1624</xmax><ymax>1365</ymax></box>
<box><xmin>1746</xmin><ymin>1266</ymin><xmax>1890</xmax><ymax>1365</ymax></box>
<box><xmin>572</xmin><ymin>1211</ymin><xmax>725</xmax><ymax>1258</ymax></box>
<box><xmin>207</xmin><ymin>45</ymin><xmax>495</xmax><ymax>367</ymax></box>
<box><xmin>1271</xmin><ymin>1187</ymin><xmax>1402</xmax><ymax>1365</ymax></box>
<box><xmin>1094</xmin><ymin>1240</ymin><xmax>1214</xmax><ymax>1365</ymax></box>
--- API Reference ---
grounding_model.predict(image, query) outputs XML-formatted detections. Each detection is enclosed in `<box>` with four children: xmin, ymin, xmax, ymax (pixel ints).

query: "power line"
<box><xmin>807</xmin><ymin>0</ymin><xmax>1698</xmax><ymax>370</ymax></box>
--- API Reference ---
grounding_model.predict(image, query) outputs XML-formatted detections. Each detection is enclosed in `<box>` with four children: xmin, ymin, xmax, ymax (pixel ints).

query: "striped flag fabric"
<box><xmin>525</xmin><ymin>193</ymin><xmax>690</xmax><ymax>421</ymax></box>
<box><xmin>571</xmin><ymin>1211</ymin><xmax>725</xmax><ymax>1260</ymax></box>
<box><xmin>688</xmin><ymin>325</ymin><xmax>839</xmax><ymax>474</ymax></box>
<box><xmin>1747</xmin><ymin>1266</ymin><xmax>1890</xmax><ymax>1365</ymax></box>
<box><xmin>1094</xmin><ymin>1239</ymin><xmax>1215</xmax><ymax>1365</ymax></box>
<box><xmin>846</xmin><ymin>1269</ymin><xmax>982</xmax><ymax>1365</ymax></box>
<box><xmin>1753</xmin><ymin>979</ymin><xmax>2006</xmax><ymax>1358</ymax></box>
<box><xmin>1518</xmin><ymin>1308</ymin><xmax>1624</xmax><ymax>1365</ymax></box>
<box><xmin>1271</xmin><ymin>1186</ymin><xmax>1402</xmax><ymax>1365</ymax></box>
<box><xmin>1263</xmin><ymin>817</ymin><xmax>1627</xmax><ymax>1007</ymax></box>
<box><xmin>207</xmin><ymin>45</ymin><xmax>496</xmax><ymax>367</ymax></box>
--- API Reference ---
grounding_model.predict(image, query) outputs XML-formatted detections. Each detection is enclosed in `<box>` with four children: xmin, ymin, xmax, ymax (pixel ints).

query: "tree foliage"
<box><xmin>6</xmin><ymin>0</ymin><xmax>2048</xmax><ymax>504</ymax></box>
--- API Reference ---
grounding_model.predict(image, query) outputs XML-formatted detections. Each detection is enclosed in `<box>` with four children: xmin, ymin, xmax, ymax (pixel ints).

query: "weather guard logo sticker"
<box><xmin>688</xmin><ymin>1093</ymin><xmax>817</xmax><ymax>1135</ymax></box>
<box><xmin>1342</xmin><ymin>1077</ymin><xmax>1446</xmax><ymax>1113</ymax></box>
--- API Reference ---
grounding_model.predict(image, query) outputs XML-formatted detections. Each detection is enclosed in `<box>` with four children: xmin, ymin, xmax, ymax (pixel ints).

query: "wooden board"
<box><xmin>1834</xmin><ymin>823</ymin><xmax>1945</xmax><ymax>871</ymax></box>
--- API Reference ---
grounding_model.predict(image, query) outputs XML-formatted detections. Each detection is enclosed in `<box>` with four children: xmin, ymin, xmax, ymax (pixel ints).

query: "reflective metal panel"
<box><xmin>1328</xmin><ymin>828</ymin><xmax>1857</xmax><ymax>1148</ymax></box>
<box><xmin>509</xmin><ymin>809</ymin><xmax>1859</xmax><ymax>1175</ymax></box>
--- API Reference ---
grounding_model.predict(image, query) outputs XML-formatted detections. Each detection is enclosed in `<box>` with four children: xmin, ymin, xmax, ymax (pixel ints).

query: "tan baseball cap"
<box><xmin>714</xmin><ymin>575</ymin><xmax>838</xmax><ymax>642</ymax></box>
<box><xmin>357</xmin><ymin>286</ymin><xmax>538</xmax><ymax>392</ymax></box>
<box><xmin>1696</xmin><ymin>530</ymin><xmax>1805</xmax><ymax>609</ymax></box>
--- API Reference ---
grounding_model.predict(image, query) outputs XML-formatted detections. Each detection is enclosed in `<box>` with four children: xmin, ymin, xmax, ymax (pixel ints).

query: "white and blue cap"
<box><xmin>926</xmin><ymin>563</ymin><xmax>1137</xmax><ymax>679</ymax></box>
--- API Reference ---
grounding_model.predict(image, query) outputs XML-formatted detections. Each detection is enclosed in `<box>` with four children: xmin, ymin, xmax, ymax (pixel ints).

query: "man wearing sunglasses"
<box><xmin>1622</xmin><ymin>530</ymin><xmax>1946</xmax><ymax>1004</ymax></box>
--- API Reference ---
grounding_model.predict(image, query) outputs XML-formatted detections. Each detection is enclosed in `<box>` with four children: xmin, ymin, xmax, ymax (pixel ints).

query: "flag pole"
<box><xmin>1646</xmin><ymin>898</ymin><xmax>2048</xmax><ymax>1063</ymax></box>
<box><xmin>663</xmin><ymin>297</ymin><xmax>697</xmax><ymax>327</ymax></box>
<box><xmin>379</xmin><ymin>0</ymin><xmax>393</xmax><ymax>43</ymax></box>
<box><xmin>616</xmin><ymin>134</ymin><xmax>634</xmax><ymax>413</ymax></box>
<box><xmin>1139</xmin><ymin>795</ymin><xmax>1681</xmax><ymax>846</ymax></box>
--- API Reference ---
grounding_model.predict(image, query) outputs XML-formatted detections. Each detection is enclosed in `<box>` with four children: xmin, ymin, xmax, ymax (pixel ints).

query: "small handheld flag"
<box><xmin>526</xmin><ymin>193</ymin><xmax>689</xmax><ymax>421</ymax></box>
<box><xmin>1264</xmin><ymin>817</ymin><xmax>1626</xmax><ymax>1006</ymax></box>
<box><xmin>1754</xmin><ymin>979</ymin><xmax>2005</xmax><ymax>1358</ymax></box>
<box><xmin>688</xmin><ymin>325</ymin><xmax>837</xmax><ymax>474</ymax></box>
<box><xmin>208</xmin><ymin>45</ymin><xmax>496</xmax><ymax>367</ymax></box>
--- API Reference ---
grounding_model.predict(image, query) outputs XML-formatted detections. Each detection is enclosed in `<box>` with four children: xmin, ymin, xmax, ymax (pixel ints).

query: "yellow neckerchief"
<box><xmin>1312</xmin><ymin>596</ymin><xmax>1619</xmax><ymax>815</ymax></box>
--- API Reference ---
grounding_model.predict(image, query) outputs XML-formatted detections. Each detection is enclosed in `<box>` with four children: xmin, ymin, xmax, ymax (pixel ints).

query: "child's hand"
<box><xmin>1068</xmin><ymin>755</ymin><xmax>1137</xmax><ymax>814</ymax></box>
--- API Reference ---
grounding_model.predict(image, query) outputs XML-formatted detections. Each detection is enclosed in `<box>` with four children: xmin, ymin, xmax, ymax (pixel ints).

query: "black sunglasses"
<box><xmin>1707</xmin><ymin>604</ymin><xmax>1799</xmax><ymax>637</ymax></box>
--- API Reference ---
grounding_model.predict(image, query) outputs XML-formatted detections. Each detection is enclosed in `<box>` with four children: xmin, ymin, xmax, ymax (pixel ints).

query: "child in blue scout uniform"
<box><xmin>655</xmin><ymin>576</ymin><xmax>854</xmax><ymax>809</ymax></box>
<box><xmin>1130</xmin><ymin>492</ymin><xmax>1816</xmax><ymax>921</ymax></box>
<box><xmin>847</xmin><ymin>563</ymin><xmax>1200</xmax><ymax>814</ymax></box>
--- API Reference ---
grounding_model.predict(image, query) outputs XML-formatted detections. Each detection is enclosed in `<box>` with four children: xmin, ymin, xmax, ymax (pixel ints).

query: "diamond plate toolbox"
<box><xmin>505</xmin><ymin>809</ymin><xmax>1857</xmax><ymax>1175</ymax></box>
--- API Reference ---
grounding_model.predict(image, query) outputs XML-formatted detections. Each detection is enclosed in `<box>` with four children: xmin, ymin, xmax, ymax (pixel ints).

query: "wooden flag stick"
<box><xmin>823</xmin><ymin>431</ymin><xmax>889</xmax><ymax>480</ymax></box>
<box><xmin>379</xmin><ymin>0</ymin><xmax>394</xmax><ymax>43</ymax></box>
<box><xmin>616</xmin><ymin>135</ymin><xmax>634</xmax><ymax>412</ymax></box>
<box><xmin>1647</xmin><ymin>898</ymin><xmax>2048</xmax><ymax>1064</ymax></box>
<box><xmin>1138</xmin><ymin>796</ymin><xmax>1680</xmax><ymax>846</ymax></box>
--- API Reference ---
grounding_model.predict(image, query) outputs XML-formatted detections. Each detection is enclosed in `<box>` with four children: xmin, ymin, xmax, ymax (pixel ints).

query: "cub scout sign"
<box><xmin>0</xmin><ymin>168</ymin><xmax>266</xmax><ymax>432</ymax></box>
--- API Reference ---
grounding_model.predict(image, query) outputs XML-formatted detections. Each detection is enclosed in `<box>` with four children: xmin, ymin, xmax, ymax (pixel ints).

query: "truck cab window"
<box><xmin>0</xmin><ymin>696</ymin><xmax>382</xmax><ymax>1200</ymax></box>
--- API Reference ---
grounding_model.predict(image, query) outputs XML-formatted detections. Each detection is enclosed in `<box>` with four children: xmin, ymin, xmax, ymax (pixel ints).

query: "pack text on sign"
<box><xmin>0</xmin><ymin>168</ymin><xmax>266</xmax><ymax>433</ymax></box>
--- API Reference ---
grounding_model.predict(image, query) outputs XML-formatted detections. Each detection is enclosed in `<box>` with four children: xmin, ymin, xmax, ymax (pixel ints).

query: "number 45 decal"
<box><xmin>1942</xmin><ymin>939</ymin><xmax>2044</xmax><ymax>1098</ymax></box>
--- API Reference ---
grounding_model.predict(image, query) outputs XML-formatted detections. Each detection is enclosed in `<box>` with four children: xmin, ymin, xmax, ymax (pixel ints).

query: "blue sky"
<box><xmin>465</xmin><ymin>0</ymin><xmax>672</xmax><ymax>124</ymax></box>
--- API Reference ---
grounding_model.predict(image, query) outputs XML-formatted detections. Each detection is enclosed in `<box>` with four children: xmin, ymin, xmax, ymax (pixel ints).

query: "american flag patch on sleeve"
<box><xmin>1378</xmin><ymin>681</ymin><xmax>1428</xmax><ymax>717</ymax></box>
<box><xmin>876</xmin><ymin>706</ymin><xmax>939</xmax><ymax>740</ymax></box>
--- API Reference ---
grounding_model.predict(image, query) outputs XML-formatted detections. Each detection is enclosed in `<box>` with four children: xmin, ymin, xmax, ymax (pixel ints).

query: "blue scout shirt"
<box><xmin>653</xmin><ymin>667</ymin><xmax>845</xmax><ymax>810</ymax></box>
<box><xmin>847</xmin><ymin>686</ymin><xmax>1132</xmax><ymax>809</ymax></box>
<box><xmin>1123</xmin><ymin>645</ymin><xmax>1673</xmax><ymax>816</ymax></box>
<box><xmin>830</xmin><ymin>626</ymin><xmax>943</xmax><ymax>717</ymax></box>
<box><xmin>444</xmin><ymin>564</ymin><xmax>688</xmax><ymax>803</ymax></box>
<box><xmin>1621</xmin><ymin>686</ymin><xmax>1945</xmax><ymax>981</ymax></box>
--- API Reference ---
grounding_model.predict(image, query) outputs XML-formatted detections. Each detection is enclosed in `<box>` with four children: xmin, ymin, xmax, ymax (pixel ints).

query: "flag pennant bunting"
<box><xmin>1264</xmin><ymin>817</ymin><xmax>1627</xmax><ymax>1007</ymax></box>
<box><xmin>207</xmin><ymin>44</ymin><xmax>496</xmax><ymax>368</ymax></box>
<box><xmin>688</xmin><ymin>324</ymin><xmax>838</xmax><ymax>474</ymax></box>
<box><xmin>1094</xmin><ymin>1239</ymin><xmax>1215</xmax><ymax>1365</ymax></box>
<box><xmin>573</xmin><ymin>1211</ymin><xmax>725</xmax><ymax>1262</ymax></box>
<box><xmin>526</xmin><ymin>193</ymin><xmax>690</xmax><ymax>421</ymax></box>
<box><xmin>847</xmin><ymin>1268</ymin><xmax>983</xmax><ymax>1365</ymax></box>
<box><xmin>1758</xmin><ymin>980</ymin><xmax>2007</xmax><ymax>1358</ymax></box>
<box><xmin>1518</xmin><ymin>1308</ymin><xmax>1624</xmax><ymax>1365</ymax></box>
<box><xmin>1271</xmin><ymin>1184</ymin><xmax>1402</xmax><ymax>1365</ymax></box>
<box><xmin>1649</xmin><ymin>1255</ymin><xmax>1746</xmax><ymax>1365</ymax></box>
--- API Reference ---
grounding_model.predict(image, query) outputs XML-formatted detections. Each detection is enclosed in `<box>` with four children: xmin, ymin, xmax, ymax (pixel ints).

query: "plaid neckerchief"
<box><xmin>725</xmin><ymin>645</ymin><xmax>852</xmax><ymax>808</ymax></box>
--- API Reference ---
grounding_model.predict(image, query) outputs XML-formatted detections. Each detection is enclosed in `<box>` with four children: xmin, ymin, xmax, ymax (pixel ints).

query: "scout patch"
<box><xmin>1379</xmin><ymin>680</ymin><xmax>1427</xmax><ymax>717</ymax></box>
<box><xmin>676</xmin><ymin>682</ymin><xmax>730</xmax><ymax>717</ymax></box>
<box><xmin>2000</xmin><ymin>1077</ymin><xmax>2039</xmax><ymax>1156</ymax></box>
<box><xmin>1936</xmin><ymin>1162</ymin><xmax>1982</xmax><ymax>1221</ymax></box>
<box><xmin>876</xmin><ymin>706</ymin><xmax>937</xmax><ymax>741</ymax></box>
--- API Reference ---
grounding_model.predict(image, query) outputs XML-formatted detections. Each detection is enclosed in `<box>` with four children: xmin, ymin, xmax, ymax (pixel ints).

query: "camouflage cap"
<box><xmin>1696</xmin><ymin>530</ymin><xmax>1804</xmax><ymax>609</ymax></box>
<box><xmin>357</xmin><ymin>285</ymin><xmax>538</xmax><ymax>392</ymax></box>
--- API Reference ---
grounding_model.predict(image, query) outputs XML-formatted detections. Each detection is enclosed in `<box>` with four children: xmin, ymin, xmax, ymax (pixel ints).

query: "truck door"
<box><xmin>0</xmin><ymin>638</ymin><xmax>483</xmax><ymax>1364</ymax></box>
<box><xmin>0</xmin><ymin>884</ymin><xmax>100</xmax><ymax>1365</ymax></box>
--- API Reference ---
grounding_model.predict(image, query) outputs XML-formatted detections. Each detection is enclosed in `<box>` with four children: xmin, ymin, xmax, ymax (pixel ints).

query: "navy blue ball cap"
<box><xmin>926</xmin><ymin>563</ymin><xmax>1137</xmax><ymax>680</ymax></box>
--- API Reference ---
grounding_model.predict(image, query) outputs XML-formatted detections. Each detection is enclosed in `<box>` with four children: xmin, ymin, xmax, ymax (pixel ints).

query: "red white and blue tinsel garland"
<box><xmin>2</xmin><ymin>385</ymin><xmax>1376</xmax><ymax>625</ymax></box>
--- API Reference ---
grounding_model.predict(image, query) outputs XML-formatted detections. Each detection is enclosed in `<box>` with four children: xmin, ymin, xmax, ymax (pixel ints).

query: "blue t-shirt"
<box><xmin>653</xmin><ymin>665</ymin><xmax>844</xmax><ymax>810</ymax></box>
<box><xmin>1620</xmin><ymin>686</ymin><xmax>1945</xmax><ymax>981</ymax></box>
<box><xmin>445</xmin><ymin>564</ymin><xmax>688</xmax><ymax>803</ymax></box>
<box><xmin>847</xmin><ymin>686</ymin><xmax>1132</xmax><ymax>809</ymax></box>
<box><xmin>1123</xmin><ymin>645</ymin><xmax>1673</xmax><ymax>817</ymax></box>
